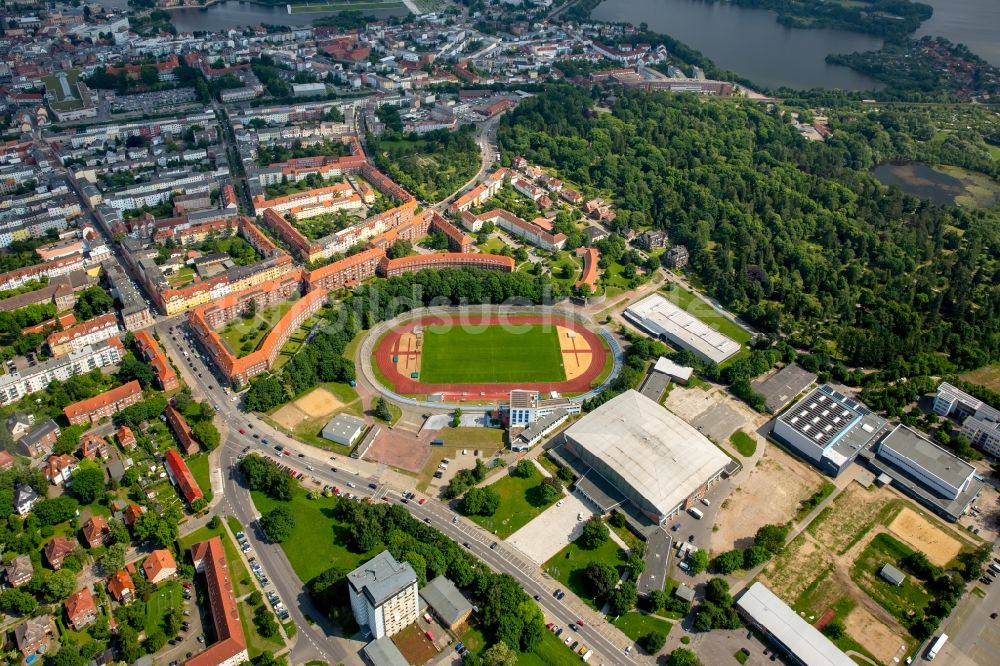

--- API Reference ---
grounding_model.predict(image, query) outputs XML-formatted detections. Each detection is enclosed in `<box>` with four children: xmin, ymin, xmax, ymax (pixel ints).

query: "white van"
<box><xmin>688</xmin><ymin>507</ymin><xmax>704</xmax><ymax>519</ymax></box>
<box><xmin>701</xmin><ymin>498</ymin><xmax>711</xmax><ymax>506</ymax></box>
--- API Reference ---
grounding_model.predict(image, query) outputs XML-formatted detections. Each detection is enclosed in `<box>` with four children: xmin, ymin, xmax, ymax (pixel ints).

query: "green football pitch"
<box><xmin>418</xmin><ymin>324</ymin><xmax>565</xmax><ymax>384</ymax></box>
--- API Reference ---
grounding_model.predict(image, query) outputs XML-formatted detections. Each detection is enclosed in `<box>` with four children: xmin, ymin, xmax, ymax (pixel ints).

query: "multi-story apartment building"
<box><xmin>187</xmin><ymin>537</ymin><xmax>248</xmax><ymax>666</ymax></box>
<box><xmin>460</xmin><ymin>208</ymin><xmax>567</xmax><ymax>251</ymax></box>
<box><xmin>134</xmin><ymin>330</ymin><xmax>179</xmax><ymax>391</ymax></box>
<box><xmin>377</xmin><ymin>252</ymin><xmax>515</xmax><ymax>277</ymax></box>
<box><xmin>64</xmin><ymin>380</ymin><xmax>143</xmax><ymax>425</ymax></box>
<box><xmin>46</xmin><ymin>313</ymin><xmax>120</xmax><ymax>357</ymax></box>
<box><xmin>0</xmin><ymin>339</ymin><xmax>125</xmax><ymax>406</ymax></box>
<box><xmin>348</xmin><ymin>551</ymin><xmax>419</xmax><ymax>640</ymax></box>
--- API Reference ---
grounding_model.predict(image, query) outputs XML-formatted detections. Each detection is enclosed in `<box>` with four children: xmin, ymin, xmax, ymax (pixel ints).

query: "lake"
<box><xmin>591</xmin><ymin>0</ymin><xmax>886</xmax><ymax>90</ymax></box>
<box><xmin>872</xmin><ymin>162</ymin><xmax>1000</xmax><ymax>208</ymax></box>
<box><xmin>94</xmin><ymin>0</ymin><xmax>407</xmax><ymax>31</ymax></box>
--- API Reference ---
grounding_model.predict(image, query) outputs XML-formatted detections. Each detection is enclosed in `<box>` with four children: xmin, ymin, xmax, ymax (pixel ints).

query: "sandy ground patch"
<box><xmin>759</xmin><ymin>538</ymin><xmax>832</xmax><ymax>603</ymax></box>
<box><xmin>506</xmin><ymin>491</ymin><xmax>592</xmax><ymax>564</ymax></box>
<box><xmin>844</xmin><ymin>605</ymin><xmax>907</xmax><ymax>665</ymax></box>
<box><xmin>811</xmin><ymin>483</ymin><xmax>895</xmax><ymax>555</ymax></box>
<box><xmin>712</xmin><ymin>445</ymin><xmax>824</xmax><ymax>551</ymax></box>
<box><xmin>393</xmin><ymin>331</ymin><xmax>421</xmax><ymax>377</ymax></box>
<box><xmin>271</xmin><ymin>403</ymin><xmax>309</xmax><ymax>430</ymax></box>
<box><xmin>364</xmin><ymin>428</ymin><xmax>431</xmax><ymax>473</ymax></box>
<box><xmin>888</xmin><ymin>507</ymin><xmax>962</xmax><ymax>567</ymax></box>
<box><xmin>556</xmin><ymin>325</ymin><xmax>592</xmax><ymax>381</ymax></box>
<box><xmin>295</xmin><ymin>387</ymin><xmax>343</xmax><ymax>419</ymax></box>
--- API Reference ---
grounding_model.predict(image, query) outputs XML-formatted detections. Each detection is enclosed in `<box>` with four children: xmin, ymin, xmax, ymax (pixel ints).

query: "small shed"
<box><xmin>321</xmin><ymin>414</ymin><xmax>366</xmax><ymax>447</ymax></box>
<box><xmin>674</xmin><ymin>583</ymin><xmax>695</xmax><ymax>603</ymax></box>
<box><xmin>880</xmin><ymin>563</ymin><xmax>906</xmax><ymax>586</ymax></box>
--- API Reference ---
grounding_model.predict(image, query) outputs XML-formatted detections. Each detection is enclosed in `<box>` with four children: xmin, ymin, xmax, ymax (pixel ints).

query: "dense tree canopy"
<box><xmin>501</xmin><ymin>88</ymin><xmax>1000</xmax><ymax>372</ymax></box>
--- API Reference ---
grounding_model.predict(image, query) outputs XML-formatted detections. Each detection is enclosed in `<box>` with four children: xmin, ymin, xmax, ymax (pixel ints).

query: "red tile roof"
<box><xmin>142</xmin><ymin>549</ymin><xmax>176</xmax><ymax>582</ymax></box>
<box><xmin>164</xmin><ymin>449</ymin><xmax>203</xmax><ymax>505</ymax></box>
<box><xmin>184</xmin><ymin>537</ymin><xmax>246</xmax><ymax>666</ymax></box>
<box><xmin>107</xmin><ymin>570</ymin><xmax>134</xmax><ymax>601</ymax></box>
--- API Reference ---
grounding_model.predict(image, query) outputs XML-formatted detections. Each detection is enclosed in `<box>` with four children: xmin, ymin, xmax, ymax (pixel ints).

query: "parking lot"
<box><xmin>505</xmin><ymin>489</ymin><xmax>593</xmax><ymax>564</ymax></box>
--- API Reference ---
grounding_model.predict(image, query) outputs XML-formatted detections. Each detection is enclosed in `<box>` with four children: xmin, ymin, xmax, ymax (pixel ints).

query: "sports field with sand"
<box><xmin>887</xmin><ymin>507</ymin><xmax>962</xmax><ymax>567</ymax></box>
<box><xmin>271</xmin><ymin>387</ymin><xmax>343</xmax><ymax>430</ymax></box>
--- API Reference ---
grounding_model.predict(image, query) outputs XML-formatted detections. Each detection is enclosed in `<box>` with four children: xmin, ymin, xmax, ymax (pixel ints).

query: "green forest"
<box><xmin>499</xmin><ymin>87</ymin><xmax>999</xmax><ymax>372</ymax></box>
<box><xmin>368</xmin><ymin>121</ymin><xmax>482</xmax><ymax>202</ymax></box>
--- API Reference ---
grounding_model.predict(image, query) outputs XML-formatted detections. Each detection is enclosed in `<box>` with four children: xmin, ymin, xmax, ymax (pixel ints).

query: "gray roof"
<box><xmin>361</xmin><ymin>635</ymin><xmax>408</xmax><ymax>666</ymax></box>
<box><xmin>322</xmin><ymin>413</ymin><xmax>366</xmax><ymax>444</ymax></box>
<box><xmin>563</xmin><ymin>390</ymin><xmax>730</xmax><ymax>519</ymax></box>
<box><xmin>14</xmin><ymin>615</ymin><xmax>52</xmax><ymax>650</ymax></box>
<box><xmin>879</xmin><ymin>425</ymin><xmax>975</xmax><ymax>496</ymax></box>
<box><xmin>674</xmin><ymin>583</ymin><xmax>695</xmax><ymax>602</ymax></box>
<box><xmin>348</xmin><ymin>551</ymin><xmax>417</xmax><ymax>607</ymax></box>
<box><xmin>778</xmin><ymin>385</ymin><xmax>887</xmax><ymax>467</ymax></box>
<box><xmin>21</xmin><ymin>419</ymin><xmax>60</xmax><ymax>448</ymax></box>
<box><xmin>880</xmin><ymin>564</ymin><xmax>906</xmax><ymax>586</ymax></box>
<box><xmin>752</xmin><ymin>363</ymin><xmax>818</xmax><ymax>413</ymax></box>
<box><xmin>15</xmin><ymin>484</ymin><xmax>38</xmax><ymax>506</ymax></box>
<box><xmin>419</xmin><ymin>576</ymin><xmax>472</xmax><ymax>626</ymax></box>
<box><xmin>514</xmin><ymin>408</ymin><xmax>568</xmax><ymax>446</ymax></box>
<box><xmin>737</xmin><ymin>583</ymin><xmax>855</xmax><ymax>666</ymax></box>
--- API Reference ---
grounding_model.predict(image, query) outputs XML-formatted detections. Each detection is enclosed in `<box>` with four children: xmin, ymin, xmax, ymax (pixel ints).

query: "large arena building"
<box><xmin>560</xmin><ymin>390</ymin><xmax>730</xmax><ymax>524</ymax></box>
<box><xmin>624</xmin><ymin>293</ymin><xmax>740</xmax><ymax>364</ymax></box>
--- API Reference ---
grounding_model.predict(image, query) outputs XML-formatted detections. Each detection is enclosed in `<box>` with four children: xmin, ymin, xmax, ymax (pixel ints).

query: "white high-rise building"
<box><xmin>347</xmin><ymin>551</ymin><xmax>419</xmax><ymax>640</ymax></box>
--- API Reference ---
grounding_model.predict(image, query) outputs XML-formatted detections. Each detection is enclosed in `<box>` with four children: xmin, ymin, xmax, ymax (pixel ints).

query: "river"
<box><xmin>591</xmin><ymin>0</ymin><xmax>885</xmax><ymax>90</ymax></box>
<box><xmin>95</xmin><ymin>0</ymin><xmax>406</xmax><ymax>32</ymax></box>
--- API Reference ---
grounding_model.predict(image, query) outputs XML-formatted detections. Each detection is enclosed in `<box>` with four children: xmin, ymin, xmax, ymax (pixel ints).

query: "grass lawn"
<box><xmin>166</xmin><ymin>266</ymin><xmax>196</xmax><ymax>288</ymax></box>
<box><xmin>544</xmin><ymin>537</ymin><xmax>629</xmax><ymax>610</ymax></box>
<box><xmin>144</xmin><ymin>580</ymin><xmax>183</xmax><ymax>635</ymax></box>
<box><xmin>728</xmin><ymin>431</ymin><xmax>757</xmax><ymax>457</ymax></box>
<box><xmin>420</xmin><ymin>323</ymin><xmax>565</xmax><ymax>384</ymax></box>
<box><xmin>219</xmin><ymin>299</ymin><xmax>297</xmax><ymax>358</ymax></box>
<box><xmin>612</xmin><ymin>611</ymin><xmax>672</xmax><ymax>643</ymax></box>
<box><xmin>851</xmin><ymin>533</ymin><xmax>934</xmax><ymax>625</ymax></box>
<box><xmin>250</xmin><ymin>486</ymin><xmax>377</xmax><ymax>584</ymax></box>
<box><xmin>476</xmin><ymin>237</ymin><xmax>507</xmax><ymax>253</ymax></box>
<box><xmin>468</xmin><ymin>467</ymin><xmax>562</xmax><ymax>538</ymax></box>
<box><xmin>179</xmin><ymin>522</ymin><xmax>253</xmax><ymax>597</ymax></box>
<box><xmin>961</xmin><ymin>362</ymin><xmax>1000</xmax><ymax>393</ymax></box>
<box><xmin>239</xmin><ymin>601</ymin><xmax>286</xmax><ymax>658</ymax></box>
<box><xmin>518</xmin><ymin>629</ymin><xmax>588</xmax><ymax>665</ymax></box>
<box><xmin>186</xmin><ymin>452</ymin><xmax>213</xmax><ymax>502</ymax></box>
<box><xmin>659</xmin><ymin>283</ymin><xmax>752</xmax><ymax>345</ymax></box>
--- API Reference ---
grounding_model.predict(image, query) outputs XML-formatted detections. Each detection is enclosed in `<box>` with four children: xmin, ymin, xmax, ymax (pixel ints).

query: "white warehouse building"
<box><xmin>561</xmin><ymin>390</ymin><xmax>730</xmax><ymax>524</ymax></box>
<box><xmin>623</xmin><ymin>293</ymin><xmax>740</xmax><ymax>365</ymax></box>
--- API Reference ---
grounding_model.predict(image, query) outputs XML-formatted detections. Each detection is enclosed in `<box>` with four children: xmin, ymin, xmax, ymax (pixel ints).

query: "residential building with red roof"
<box><xmin>185</xmin><ymin>537</ymin><xmax>248</xmax><ymax>666</ymax></box>
<box><xmin>165</xmin><ymin>404</ymin><xmax>200</xmax><ymax>455</ymax></box>
<box><xmin>81</xmin><ymin>516</ymin><xmax>110</xmax><ymax>549</ymax></box>
<box><xmin>116</xmin><ymin>425</ymin><xmax>137</xmax><ymax>449</ymax></box>
<box><xmin>378</xmin><ymin>252</ymin><xmax>515</xmax><ymax>277</ymax></box>
<box><xmin>123</xmin><ymin>503</ymin><xmax>145</xmax><ymax>527</ymax></box>
<box><xmin>64</xmin><ymin>380</ymin><xmax>142</xmax><ymax>425</ymax></box>
<box><xmin>65</xmin><ymin>587</ymin><xmax>98</xmax><ymax>630</ymax></box>
<box><xmin>43</xmin><ymin>537</ymin><xmax>78</xmax><ymax>570</ymax></box>
<box><xmin>134</xmin><ymin>330</ymin><xmax>179</xmax><ymax>391</ymax></box>
<box><xmin>576</xmin><ymin>247</ymin><xmax>600</xmax><ymax>293</ymax></box>
<box><xmin>81</xmin><ymin>434</ymin><xmax>110</xmax><ymax>460</ymax></box>
<box><xmin>164</xmin><ymin>449</ymin><xmax>203</xmax><ymax>506</ymax></box>
<box><xmin>107</xmin><ymin>570</ymin><xmax>135</xmax><ymax>603</ymax></box>
<box><xmin>143</xmin><ymin>549</ymin><xmax>177</xmax><ymax>585</ymax></box>
<box><xmin>43</xmin><ymin>453</ymin><xmax>77</xmax><ymax>485</ymax></box>
<box><xmin>460</xmin><ymin>209</ymin><xmax>567</xmax><ymax>251</ymax></box>
<box><xmin>46</xmin><ymin>312</ymin><xmax>120</xmax><ymax>357</ymax></box>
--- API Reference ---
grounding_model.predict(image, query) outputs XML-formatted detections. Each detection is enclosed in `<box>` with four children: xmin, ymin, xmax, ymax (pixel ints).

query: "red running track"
<box><xmin>374</xmin><ymin>314</ymin><xmax>607</xmax><ymax>400</ymax></box>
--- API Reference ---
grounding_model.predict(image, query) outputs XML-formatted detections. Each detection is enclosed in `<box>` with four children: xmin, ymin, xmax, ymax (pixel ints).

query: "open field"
<box><xmin>712</xmin><ymin>445</ymin><xmax>824</xmax><ymax>551</ymax></box>
<box><xmin>271</xmin><ymin>386</ymin><xmax>343</xmax><ymax>430</ymax></box>
<box><xmin>755</xmin><ymin>483</ymin><xmax>980</xmax><ymax>663</ymax></box>
<box><xmin>961</xmin><ymin>363</ymin><xmax>1000</xmax><ymax>392</ymax></box>
<box><xmin>612</xmin><ymin>611</ymin><xmax>672</xmax><ymax>643</ymax></box>
<box><xmin>239</xmin><ymin>601</ymin><xmax>285</xmax><ymax>658</ymax></box>
<box><xmin>420</xmin><ymin>323</ymin><xmax>565</xmax><ymax>384</ymax></box>
<box><xmin>887</xmin><ymin>507</ymin><xmax>962</xmax><ymax>567</ymax></box>
<box><xmin>186</xmin><ymin>452</ymin><xmax>212</xmax><ymax>501</ymax></box>
<box><xmin>851</xmin><ymin>533</ymin><xmax>934</xmax><ymax>626</ymax></box>
<box><xmin>218</xmin><ymin>300</ymin><xmax>297</xmax><ymax>358</ymax></box>
<box><xmin>251</xmin><ymin>487</ymin><xmax>378</xmax><ymax>584</ymax></box>
<box><xmin>289</xmin><ymin>0</ymin><xmax>404</xmax><ymax>13</ymax></box>
<box><xmin>544</xmin><ymin>537</ymin><xmax>628</xmax><ymax>610</ymax></box>
<box><xmin>144</xmin><ymin>581</ymin><xmax>183</xmax><ymax>636</ymax></box>
<box><xmin>468</xmin><ymin>466</ymin><xmax>563</xmax><ymax>539</ymax></box>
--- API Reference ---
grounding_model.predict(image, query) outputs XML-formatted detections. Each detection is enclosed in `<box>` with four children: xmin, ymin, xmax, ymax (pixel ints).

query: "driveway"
<box><xmin>506</xmin><ymin>490</ymin><xmax>592</xmax><ymax>564</ymax></box>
